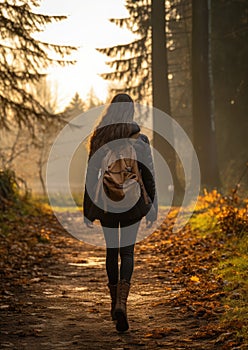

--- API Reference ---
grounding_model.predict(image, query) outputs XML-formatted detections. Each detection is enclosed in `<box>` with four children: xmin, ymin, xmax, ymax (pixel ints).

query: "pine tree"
<box><xmin>192</xmin><ymin>0</ymin><xmax>220</xmax><ymax>187</ymax></box>
<box><xmin>85</xmin><ymin>87</ymin><xmax>102</xmax><ymax>110</ymax></box>
<box><xmin>64</xmin><ymin>92</ymin><xmax>85</xmax><ymax>119</ymax></box>
<box><xmin>98</xmin><ymin>0</ymin><xmax>193</xmax><ymax>110</ymax></box>
<box><xmin>167</xmin><ymin>0</ymin><xmax>192</xmax><ymax>133</ymax></box>
<box><xmin>212</xmin><ymin>0</ymin><xmax>248</xmax><ymax>191</ymax></box>
<box><xmin>0</xmin><ymin>0</ymin><xmax>76</xmax><ymax>132</ymax></box>
<box><xmin>97</xmin><ymin>0</ymin><xmax>151</xmax><ymax>103</ymax></box>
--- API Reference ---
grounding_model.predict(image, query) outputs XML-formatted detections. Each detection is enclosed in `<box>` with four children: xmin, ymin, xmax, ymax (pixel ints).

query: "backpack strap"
<box><xmin>132</xmin><ymin>157</ymin><xmax>150</xmax><ymax>205</ymax></box>
<box><xmin>129</xmin><ymin>133</ymin><xmax>150</xmax><ymax>205</ymax></box>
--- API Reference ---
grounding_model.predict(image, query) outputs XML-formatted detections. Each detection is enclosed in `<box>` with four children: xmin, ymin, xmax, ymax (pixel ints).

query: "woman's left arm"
<box><xmin>83</xmin><ymin>149</ymin><xmax>102</xmax><ymax>224</ymax></box>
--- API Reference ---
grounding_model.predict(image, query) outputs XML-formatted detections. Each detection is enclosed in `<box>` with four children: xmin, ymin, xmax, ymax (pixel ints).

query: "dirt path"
<box><xmin>1</xmin><ymin>213</ymin><xmax>228</xmax><ymax>349</ymax></box>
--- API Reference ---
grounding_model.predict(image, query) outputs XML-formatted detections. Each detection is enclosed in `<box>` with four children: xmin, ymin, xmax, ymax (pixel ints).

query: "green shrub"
<box><xmin>0</xmin><ymin>169</ymin><xmax>29</xmax><ymax>210</ymax></box>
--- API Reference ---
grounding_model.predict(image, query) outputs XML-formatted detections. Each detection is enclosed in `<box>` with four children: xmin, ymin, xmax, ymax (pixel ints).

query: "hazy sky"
<box><xmin>36</xmin><ymin>0</ymin><xmax>134</xmax><ymax>109</ymax></box>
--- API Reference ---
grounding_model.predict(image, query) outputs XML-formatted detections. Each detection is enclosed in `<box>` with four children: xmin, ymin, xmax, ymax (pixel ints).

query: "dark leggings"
<box><xmin>101</xmin><ymin>220</ymin><xmax>140</xmax><ymax>285</ymax></box>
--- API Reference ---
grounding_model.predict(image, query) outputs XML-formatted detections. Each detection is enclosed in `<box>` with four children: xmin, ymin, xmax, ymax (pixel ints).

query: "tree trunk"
<box><xmin>152</xmin><ymin>0</ymin><xmax>184</xmax><ymax>205</ymax></box>
<box><xmin>151</xmin><ymin>0</ymin><xmax>171</xmax><ymax>115</ymax></box>
<box><xmin>192</xmin><ymin>0</ymin><xmax>220</xmax><ymax>188</ymax></box>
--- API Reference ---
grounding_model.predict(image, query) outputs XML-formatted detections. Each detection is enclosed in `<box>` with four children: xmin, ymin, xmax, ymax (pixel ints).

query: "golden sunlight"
<box><xmin>35</xmin><ymin>0</ymin><xmax>135</xmax><ymax>109</ymax></box>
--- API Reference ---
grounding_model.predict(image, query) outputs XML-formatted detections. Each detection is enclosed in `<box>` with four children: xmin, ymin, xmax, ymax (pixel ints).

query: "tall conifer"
<box><xmin>0</xmin><ymin>0</ymin><xmax>76</xmax><ymax>131</ymax></box>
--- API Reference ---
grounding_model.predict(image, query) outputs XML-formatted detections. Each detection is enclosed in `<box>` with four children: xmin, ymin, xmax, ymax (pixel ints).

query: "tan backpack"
<box><xmin>94</xmin><ymin>134</ymin><xmax>149</xmax><ymax>212</ymax></box>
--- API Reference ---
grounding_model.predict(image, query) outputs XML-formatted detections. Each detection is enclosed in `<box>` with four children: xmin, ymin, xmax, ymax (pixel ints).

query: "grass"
<box><xmin>217</xmin><ymin>234</ymin><xmax>248</xmax><ymax>343</ymax></box>
<box><xmin>189</xmin><ymin>210</ymin><xmax>218</xmax><ymax>236</ymax></box>
<box><xmin>0</xmin><ymin>197</ymin><xmax>44</xmax><ymax>236</ymax></box>
<box><xmin>190</xmin><ymin>192</ymin><xmax>248</xmax><ymax>345</ymax></box>
<box><xmin>33</xmin><ymin>192</ymin><xmax>83</xmax><ymax>208</ymax></box>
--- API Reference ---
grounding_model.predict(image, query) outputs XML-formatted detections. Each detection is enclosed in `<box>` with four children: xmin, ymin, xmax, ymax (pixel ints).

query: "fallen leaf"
<box><xmin>190</xmin><ymin>276</ymin><xmax>200</xmax><ymax>283</ymax></box>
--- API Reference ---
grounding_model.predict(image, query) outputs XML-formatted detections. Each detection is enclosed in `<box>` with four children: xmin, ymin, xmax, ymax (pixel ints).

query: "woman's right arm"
<box><xmin>138</xmin><ymin>135</ymin><xmax>158</xmax><ymax>223</ymax></box>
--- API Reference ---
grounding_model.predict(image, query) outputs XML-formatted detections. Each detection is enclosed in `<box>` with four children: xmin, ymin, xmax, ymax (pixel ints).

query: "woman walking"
<box><xmin>83</xmin><ymin>93</ymin><xmax>157</xmax><ymax>332</ymax></box>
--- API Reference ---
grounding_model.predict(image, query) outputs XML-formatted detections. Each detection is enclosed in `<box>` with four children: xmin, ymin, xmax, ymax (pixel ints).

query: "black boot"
<box><xmin>107</xmin><ymin>283</ymin><xmax>117</xmax><ymax>320</ymax></box>
<box><xmin>114</xmin><ymin>280</ymin><xmax>130</xmax><ymax>332</ymax></box>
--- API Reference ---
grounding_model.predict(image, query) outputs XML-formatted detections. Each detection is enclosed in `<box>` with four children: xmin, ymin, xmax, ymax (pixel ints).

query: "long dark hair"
<box><xmin>89</xmin><ymin>93</ymin><xmax>134</xmax><ymax>157</ymax></box>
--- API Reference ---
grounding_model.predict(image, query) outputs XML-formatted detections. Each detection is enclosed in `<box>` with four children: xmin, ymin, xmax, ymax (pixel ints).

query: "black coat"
<box><xmin>83</xmin><ymin>123</ymin><xmax>157</xmax><ymax>227</ymax></box>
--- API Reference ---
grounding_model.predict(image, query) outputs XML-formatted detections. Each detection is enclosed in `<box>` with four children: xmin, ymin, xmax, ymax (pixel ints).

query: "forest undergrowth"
<box><xmin>190</xmin><ymin>189</ymin><xmax>248</xmax><ymax>345</ymax></box>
